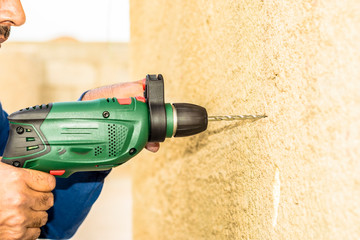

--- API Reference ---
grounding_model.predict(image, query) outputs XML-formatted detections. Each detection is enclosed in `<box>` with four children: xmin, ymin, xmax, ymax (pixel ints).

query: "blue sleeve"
<box><xmin>39</xmin><ymin>170</ymin><xmax>110</xmax><ymax>239</ymax></box>
<box><xmin>0</xmin><ymin>102</ymin><xmax>9</xmax><ymax>156</ymax></box>
<box><xmin>40</xmin><ymin>92</ymin><xmax>110</xmax><ymax>239</ymax></box>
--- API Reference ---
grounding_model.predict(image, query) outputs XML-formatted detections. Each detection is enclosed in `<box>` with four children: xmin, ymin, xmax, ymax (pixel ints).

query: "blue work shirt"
<box><xmin>0</xmin><ymin>103</ymin><xmax>9</xmax><ymax>155</ymax></box>
<box><xmin>0</xmin><ymin>102</ymin><xmax>110</xmax><ymax>239</ymax></box>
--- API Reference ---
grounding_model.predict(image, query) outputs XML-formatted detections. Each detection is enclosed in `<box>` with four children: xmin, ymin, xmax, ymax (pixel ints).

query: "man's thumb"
<box><xmin>23</xmin><ymin>168</ymin><xmax>56</xmax><ymax>192</ymax></box>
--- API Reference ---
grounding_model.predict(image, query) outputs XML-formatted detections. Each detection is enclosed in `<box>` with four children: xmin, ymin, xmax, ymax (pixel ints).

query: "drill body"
<box><xmin>2</xmin><ymin>98</ymin><xmax>151</xmax><ymax>178</ymax></box>
<box><xmin>1</xmin><ymin>75</ymin><xmax>208</xmax><ymax>177</ymax></box>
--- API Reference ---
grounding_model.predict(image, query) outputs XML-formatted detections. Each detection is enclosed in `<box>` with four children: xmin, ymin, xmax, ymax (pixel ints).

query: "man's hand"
<box><xmin>82</xmin><ymin>80</ymin><xmax>160</xmax><ymax>152</ymax></box>
<box><xmin>0</xmin><ymin>161</ymin><xmax>55</xmax><ymax>240</ymax></box>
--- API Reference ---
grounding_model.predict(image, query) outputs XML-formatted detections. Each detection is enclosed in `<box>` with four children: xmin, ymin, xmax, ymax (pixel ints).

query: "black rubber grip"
<box><xmin>2</xmin><ymin>104</ymin><xmax>52</xmax><ymax>168</ymax></box>
<box><xmin>145</xmin><ymin>74</ymin><xmax>167</xmax><ymax>142</ymax></box>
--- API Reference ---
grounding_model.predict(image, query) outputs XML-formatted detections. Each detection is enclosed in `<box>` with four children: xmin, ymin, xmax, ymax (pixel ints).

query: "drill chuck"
<box><xmin>171</xmin><ymin>103</ymin><xmax>208</xmax><ymax>137</ymax></box>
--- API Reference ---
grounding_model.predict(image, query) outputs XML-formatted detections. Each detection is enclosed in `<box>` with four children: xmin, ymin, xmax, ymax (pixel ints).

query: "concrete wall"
<box><xmin>0</xmin><ymin>41</ymin><xmax>133</xmax><ymax>240</ymax></box>
<box><xmin>130</xmin><ymin>0</ymin><xmax>360</xmax><ymax>239</ymax></box>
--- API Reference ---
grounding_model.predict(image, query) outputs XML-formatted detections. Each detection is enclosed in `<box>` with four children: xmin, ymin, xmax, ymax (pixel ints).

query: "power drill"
<box><xmin>1</xmin><ymin>74</ymin><xmax>266</xmax><ymax>177</ymax></box>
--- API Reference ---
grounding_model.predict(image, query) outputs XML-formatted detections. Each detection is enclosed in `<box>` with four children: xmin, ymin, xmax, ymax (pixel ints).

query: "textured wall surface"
<box><xmin>130</xmin><ymin>0</ymin><xmax>360</xmax><ymax>239</ymax></box>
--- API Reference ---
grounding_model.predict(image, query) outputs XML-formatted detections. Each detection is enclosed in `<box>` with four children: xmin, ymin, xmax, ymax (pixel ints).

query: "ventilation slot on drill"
<box><xmin>106</xmin><ymin>98</ymin><xmax>117</xmax><ymax>103</ymax></box>
<box><xmin>19</xmin><ymin>104</ymin><xmax>50</xmax><ymax>112</ymax></box>
<box><xmin>94</xmin><ymin>146</ymin><xmax>103</xmax><ymax>156</ymax></box>
<box><xmin>107</xmin><ymin>124</ymin><xmax>128</xmax><ymax>157</ymax></box>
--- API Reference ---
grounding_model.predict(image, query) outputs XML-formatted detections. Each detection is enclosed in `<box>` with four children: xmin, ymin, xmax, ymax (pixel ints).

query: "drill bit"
<box><xmin>208</xmin><ymin>115</ymin><xmax>267</xmax><ymax>121</ymax></box>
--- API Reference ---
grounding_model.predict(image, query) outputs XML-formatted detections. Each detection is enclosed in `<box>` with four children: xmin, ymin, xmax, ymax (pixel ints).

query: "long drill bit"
<box><xmin>208</xmin><ymin>115</ymin><xmax>267</xmax><ymax>121</ymax></box>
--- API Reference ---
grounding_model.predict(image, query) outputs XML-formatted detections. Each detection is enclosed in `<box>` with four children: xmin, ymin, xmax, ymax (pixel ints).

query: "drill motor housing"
<box><xmin>1</xmin><ymin>74</ymin><xmax>208</xmax><ymax>177</ymax></box>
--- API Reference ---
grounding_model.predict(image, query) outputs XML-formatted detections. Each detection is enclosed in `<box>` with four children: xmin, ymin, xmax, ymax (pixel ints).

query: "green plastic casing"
<box><xmin>1</xmin><ymin>73</ymin><xmax>209</xmax><ymax>178</ymax></box>
<box><xmin>2</xmin><ymin>98</ymin><xmax>151</xmax><ymax>178</ymax></box>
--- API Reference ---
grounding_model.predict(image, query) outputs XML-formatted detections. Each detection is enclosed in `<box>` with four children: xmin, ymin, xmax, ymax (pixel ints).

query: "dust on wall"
<box><xmin>130</xmin><ymin>0</ymin><xmax>360</xmax><ymax>239</ymax></box>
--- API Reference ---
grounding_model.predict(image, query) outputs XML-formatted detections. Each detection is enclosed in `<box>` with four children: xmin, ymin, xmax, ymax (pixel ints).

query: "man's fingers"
<box><xmin>23</xmin><ymin>169</ymin><xmax>56</xmax><ymax>192</ymax></box>
<box><xmin>115</xmin><ymin>81</ymin><xmax>144</xmax><ymax>98</ymax></box>
<box><xmin>82</xmin><ymin>81</ymin><xmax>145</xmax><ymax>101</ymax></box>
<box><xmin>31</xmin><ymin>191</ymin><xmax>54</xmax><ymax>211</ymax></box>
<box><xmin>24</xmin><ymin>228</ymin><xmax>41</xmax><ymax>240</ymax></box>
<box><xmin>26</xmin><ymin>211</ymin><xmax>48</xmax><ymax>228</ymax></box>
<box><xmin>145</xmin><ymin>142</ymin><xmax>160</xmax><ymax>152</ymax></box>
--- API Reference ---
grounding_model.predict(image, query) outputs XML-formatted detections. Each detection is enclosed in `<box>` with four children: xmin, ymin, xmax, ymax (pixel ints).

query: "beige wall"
<box><xmin>0</xmin><ymin>40</ymin><xmax>133</xmax><ymax>240</ymax></box>
<box><xmin>0</xmin><ymin>41</ymin><xmax>129</xmax><ymax>112</ymax></box>
<box><xmin>130</xmin><ymin>0</ymin><xmax>360</xmax><ymax>239</ymax></box>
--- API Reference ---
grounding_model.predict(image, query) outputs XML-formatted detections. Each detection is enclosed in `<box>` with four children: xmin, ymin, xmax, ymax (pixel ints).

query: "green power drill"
<box><xmin>1</xmin><ymin>74</ymin><xmax>266</xmax><ymax>177</ymax></box>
